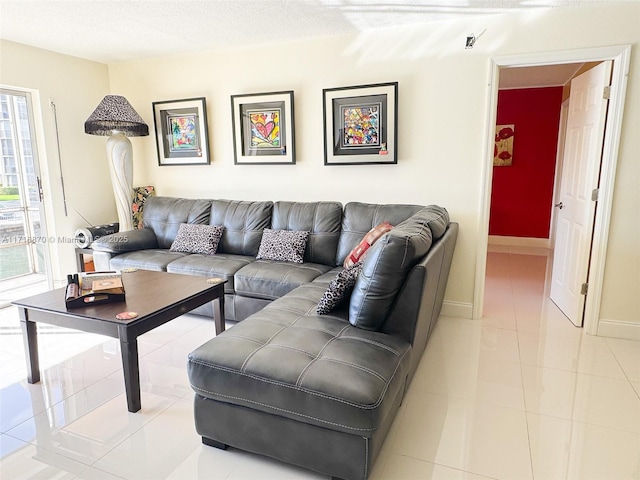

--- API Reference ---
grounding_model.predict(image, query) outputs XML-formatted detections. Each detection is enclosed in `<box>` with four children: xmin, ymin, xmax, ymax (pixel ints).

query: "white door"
<box><xmin>0</xmin><ymin>89</ymin><xmax>49</xmax><ymax>282</ymax></box>
<box><xmin>550</xmin><ymin>61</ymin><xmax>612</xmax><ymax>327</ymax></box>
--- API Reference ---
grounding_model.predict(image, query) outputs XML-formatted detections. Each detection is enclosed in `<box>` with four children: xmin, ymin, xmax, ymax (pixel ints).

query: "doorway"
<box><xmin>0</xmin><ymin>89</ymin><xmax>49</xmax><ymax>299</ymax></box>
<box><xmin>475</xmin><ymin>45</ymin><xmax>631</xmax><ymax>336</ymax></box>
<box><xmin>489</xmin><ymin>61</ymin><xmax>610</xmax><ymax>329</ymax></box>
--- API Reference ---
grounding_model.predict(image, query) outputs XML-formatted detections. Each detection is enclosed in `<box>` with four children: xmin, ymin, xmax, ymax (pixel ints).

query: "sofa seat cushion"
<box><xmin>234</xmin><ymin>260</ymin><xmax>331</xmax><ymax>300</ymax></box>
<box><xmin>109</xmin><ymin>249</ymin><xmax>188</xmax><ymax>271</ymax></box>
<box><xmin>188</xmin><ymin>283</ymin><xmax>411</xmax><ymax>436</ymax></box>
<box><xmin>166</xmin><ymin>253</ymin><xmax>254</xmax><ymax>293</ymax></box>
<box><xmin>311</xmin><ymin>266</ymin><xmax>343</xmax><ymax>285</ymax></box>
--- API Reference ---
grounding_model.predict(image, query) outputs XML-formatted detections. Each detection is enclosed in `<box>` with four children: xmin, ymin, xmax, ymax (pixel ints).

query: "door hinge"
<box><xmin>603</xmin><ymin>86</ymin><xmax>611</xmax><ymax>100</ymax></box>
<box><xmin>581</xmin><ymin>283</ymin><xmax>589</xmax><ymax>295</ymax></box>
<box><xmin>591</xmin><ymin>188</ymin><xmax>599</xmax><ymax>201</ymax></box>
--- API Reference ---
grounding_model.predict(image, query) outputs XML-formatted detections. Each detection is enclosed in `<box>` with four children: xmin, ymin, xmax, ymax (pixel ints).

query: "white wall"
<box><xmin>2</xmin><ymin>3</ymin><xmax>637</xmax><ymax>334</ymax></box>
<box><xmin>108</xmin><ymin>3</ymin><xmax>639</xmax><ymax>331</ymax></box>
<box><xmin>0</xmin><ymin>40</ymin><xmax>114</xmax><ymax>284</ymax></box>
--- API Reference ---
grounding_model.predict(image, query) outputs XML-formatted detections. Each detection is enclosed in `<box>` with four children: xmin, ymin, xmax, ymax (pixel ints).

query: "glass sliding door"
<box><xmin>0</xmin><ymin>89</ymin><xmax>47</xmax><ymax>281</ymax></box>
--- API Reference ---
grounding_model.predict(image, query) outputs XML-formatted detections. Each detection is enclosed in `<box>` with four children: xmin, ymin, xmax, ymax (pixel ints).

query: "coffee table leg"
<box><xmin>19</xmin><ymin>308</ymin><xmax>40</xmax><ymax>384</ymax></box>
<box><xmin>213</xmin><ymin>292</ymin><xmax>225</xmax><ymax>335</ymax></box>
<box><xmin>118</xmin><ymin>326</ymin><xmax>141</xmax><ymax>413</ymax></box>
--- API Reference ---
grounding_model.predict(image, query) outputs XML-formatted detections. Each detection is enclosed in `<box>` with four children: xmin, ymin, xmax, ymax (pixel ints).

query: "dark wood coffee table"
<box><xmin>13</xmin><ymin>270</ymin><xmax>226</xmax><ymax>412</ymax></box>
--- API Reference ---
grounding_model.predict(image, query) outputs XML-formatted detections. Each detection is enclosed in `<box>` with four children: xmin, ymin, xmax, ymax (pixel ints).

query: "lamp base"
<box><xmin>106</xmin><ymin>132</ymin><xmax>134</xmax><ymax>232</ymax></box>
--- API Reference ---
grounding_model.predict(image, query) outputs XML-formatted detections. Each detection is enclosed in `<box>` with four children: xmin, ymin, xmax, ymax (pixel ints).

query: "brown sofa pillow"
<box><xmin>343</xmin><ymin>221</ymin><xmax>393</xmax><ymax>268</ymax></box>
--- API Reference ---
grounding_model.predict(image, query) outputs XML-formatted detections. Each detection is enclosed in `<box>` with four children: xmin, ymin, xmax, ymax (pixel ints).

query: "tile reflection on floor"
<box><xmin>0</xmin><ymin>247</ymin><xmax>639</xmax><ymax>479</ymax></box>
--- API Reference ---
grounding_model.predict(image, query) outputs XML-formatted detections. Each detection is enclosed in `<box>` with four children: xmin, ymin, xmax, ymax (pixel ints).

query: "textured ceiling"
<box><xmin>0</xmin><ymin>0</ymin><xmax>622</xmax><ymax>64</ymax></box>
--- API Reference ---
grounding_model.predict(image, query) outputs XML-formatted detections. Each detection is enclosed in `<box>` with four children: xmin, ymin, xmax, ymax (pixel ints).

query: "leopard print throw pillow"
<box><xmin>170</xmin><ymin>224</ymin><xmax>224</xmax><ymax>255</ymax></box>
<box><xmin>256</xmin><ymin>228</ymin><xmax>310</xmax><ymax>263</ymax></box>
<box><xmin>317</xmin><ymin>261</ymin><xmax>364</xmax><ymax>315</ymax></box>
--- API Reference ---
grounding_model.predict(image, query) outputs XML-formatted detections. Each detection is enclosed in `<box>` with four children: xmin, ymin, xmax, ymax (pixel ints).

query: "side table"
<box><xmin>75</xmin><ymin>247</ymin><xmax>95</xmax><ymax>272</ymax></box>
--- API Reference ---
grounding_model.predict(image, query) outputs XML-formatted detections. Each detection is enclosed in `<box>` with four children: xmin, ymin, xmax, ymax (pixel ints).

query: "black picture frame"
<box><xmin>323</xmin><ymin>82</ymin><xmax>398</xmax><ymax>165</ymax></box>
<box><xmin>231</xmin><ymin>91</ymin><xmax>295</xmax><ymax>165</ymax></box>
<box><xmin>152</xmin><ymin>97</ymin><xmax>210</xmax><ymax>166</ymax></box>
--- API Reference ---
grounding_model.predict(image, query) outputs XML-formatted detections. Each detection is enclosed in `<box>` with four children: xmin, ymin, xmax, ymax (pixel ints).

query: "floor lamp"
<box><xmin>84</xmin><ymin>95</ymin><xmax>149</xmax><ymax>232</ymax></box>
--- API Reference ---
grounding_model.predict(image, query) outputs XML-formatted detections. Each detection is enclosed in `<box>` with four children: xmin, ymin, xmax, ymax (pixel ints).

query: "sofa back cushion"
<box><xmin>336</xmin><ymin>202</ymin><xmax>423</xmax><ymax>266</ymax></box>
<box><xmin>209</xmin><ymin>200</ymin><xmax>273</xmax><ymax>256</ymax></box>
<box><xmin>272</xmin><ymin>201</ymin><xmax>342</xmax><ymax>266</ymax></box>
<box><xmin>349</xmin><ymin>205</ymin><xmax>450</xmax><ymax>331</ymax></box>
<box><xmin>143</xmin><ymin>197</ymin><xmax>212</xmax><ymax>248</ymax></box>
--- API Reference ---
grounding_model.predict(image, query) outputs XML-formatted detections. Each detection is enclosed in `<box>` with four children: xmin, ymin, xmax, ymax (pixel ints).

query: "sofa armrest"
<box><xmin>91</xmin><ymin>228</ymin><xmax>159</xmax><ymax>254</ymax></box>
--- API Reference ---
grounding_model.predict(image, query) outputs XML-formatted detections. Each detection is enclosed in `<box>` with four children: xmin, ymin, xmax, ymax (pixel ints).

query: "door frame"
<box><xmin>0</xmin><ymin>86</ymin><xmax>53</xmax><ymax>288</ymax></box>
<box><xmin>474</xmin><ymin>45</ymin><xmax>631</xmax><ymax>335</ymax></box>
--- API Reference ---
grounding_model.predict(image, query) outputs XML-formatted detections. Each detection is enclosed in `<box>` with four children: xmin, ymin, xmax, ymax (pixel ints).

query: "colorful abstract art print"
<box><xmin>168</xmin><ymin>114</ymin><xmax>198</xmax><ymax>152</ymax></box>
<box><xmin>323</xmin><ymin>82</ymin><xmax>397</xmax><ymax>165</ymax></box>
<box><xmin>248</xmin><ymin>109</ymin><xmax>281</xmax><ymax>150</ymax></box>
<box><xmin>153</xmin><ymin>97</ymin><xmax>210</xmax><ymax>166</ymax></box>
<box><xmin>494</xmin><ymin>124</ymin><xmax>515</xmax><ymax>166</ymax></box>
<box><xmin>341</xmin><ymin>103</ymin><xmax>381</xmax><ymax>148</ymax></box>
<box><xmin>231</xmin><ymin>91</ymin><xmax>295</xmax><ymax>165</ymax></box>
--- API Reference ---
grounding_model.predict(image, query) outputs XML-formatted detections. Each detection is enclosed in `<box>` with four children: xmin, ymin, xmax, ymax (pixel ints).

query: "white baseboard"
<box><xmin>488</xmin><ymin>235</ymin><xmax>550</xmax><ymax>249</ymax></box>
<box><xmin>441</xmin><ymin>300</ymin><xmax>473</xmax><ymax>319</ymax></box>
<box><xmin>597</xmin><ymin>319</ymin><xmax>640</xmax><ymax>341</ymax></box>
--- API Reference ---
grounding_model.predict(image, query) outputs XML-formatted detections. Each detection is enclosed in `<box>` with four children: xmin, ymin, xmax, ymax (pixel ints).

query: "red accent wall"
<box><xmin>489</xmin><ymin>87</ymin><xmax>563</xmax><ymax>238</ymax></box>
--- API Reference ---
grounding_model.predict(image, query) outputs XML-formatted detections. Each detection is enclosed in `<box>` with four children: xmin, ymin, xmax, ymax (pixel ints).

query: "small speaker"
<box><xmin>74</xmin><ymin>223</ymin><xmax>119</xmax><ymax>248</ymax></box>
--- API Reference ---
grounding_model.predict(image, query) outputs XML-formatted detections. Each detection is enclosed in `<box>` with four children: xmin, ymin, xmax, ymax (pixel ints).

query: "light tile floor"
<box><xmin>0</xmin><ymin>247</ymin><xmax>638</xmax><ymax>479</ymax></box>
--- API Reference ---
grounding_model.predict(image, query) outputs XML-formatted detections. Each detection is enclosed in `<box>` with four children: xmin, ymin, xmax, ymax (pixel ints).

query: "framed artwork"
<box><xmin>231</xmin><ymin>91</ymin><xmax>295</xmax><ymax>165</ymax></box>
<box><xmin>152</xmin><ymin>97</ymin><xmax>210</xmax><ymax>166</ymax></box>
<box><xmin>323</xmin><ymin>82</ymin><xmax>398</xmax><ymax>165</ymax></box>
<box><xmin>494</xmin><ymin>124</ymin><xmax>514</xmax><ymax>166</ymax></box>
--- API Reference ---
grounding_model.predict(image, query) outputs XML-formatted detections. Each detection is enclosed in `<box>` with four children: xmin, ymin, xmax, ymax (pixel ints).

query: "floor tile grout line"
<box><xmin>491</xmin><ymin>247</ymin><xmax>640</xmax><ymax>479</ymax></box>
<box><xmin>86</xmin><ymin>395</ymin><xmax>182</xmax><ymax>470</ymax></box>
<box><xmin>503</xmin><ymin>250</ymin><xmax>538</xmax><ymax>478</ymax></box>
<box><xmin>2</xmin><ymin>364</ymin><xmax>185</xmax><ymax>473</ymax></box>
<box><xmin>391</xmin><ymin>452</ymin><xmax>501</xmax><ymax>480</ymax></box>
<box><xmin>604</xmin><ymin>337</ymin><xmax>640</xmax><ymax>398</ymax></box>
<box><xmin>519</xmin><ymin>358</ymin><xmax>629</xmax><ymax>379</ymax></box>
<box><xmin>0</xmin><ymin>430</ymin><xmax>99</xmax><ymax>470</ymax></box>
<box><xmin>2</xmin><ymin>373</ymin><xmax>125</xmax><ymax>436</ymax></box>
<box><xmin>76</xmin><ymin>463</ymin><xmax>127</xmax><ymax>480</ymax></box>
<box><xmin>1</xmin><ymin>314</ymin><xmax>198</xmax><ymax>444</ymax></box>
<box><xmin>504</xmin><ymin>248</ymin><xmax>556</xmax><ymax>479</ymax></box>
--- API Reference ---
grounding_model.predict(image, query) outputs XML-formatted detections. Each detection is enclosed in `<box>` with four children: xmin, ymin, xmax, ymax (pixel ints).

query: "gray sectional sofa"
<box><xmin>92</xmin><ymin>196</ymin><xmax>458</xmax><ymax>480</ymax></box>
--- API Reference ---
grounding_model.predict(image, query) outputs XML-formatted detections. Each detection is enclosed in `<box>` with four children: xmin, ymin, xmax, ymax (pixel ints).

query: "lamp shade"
<box><xmin>84</xmin><ymin>95</ymin><xmax>149</xmax><ymax>137</ymax></box>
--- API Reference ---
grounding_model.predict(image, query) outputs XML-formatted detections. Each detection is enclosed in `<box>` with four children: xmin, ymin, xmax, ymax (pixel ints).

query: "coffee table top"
<box><xmin>13</xmin><ymin>270</ymin><xmax>225</xmax><ymax>325</ymax></box>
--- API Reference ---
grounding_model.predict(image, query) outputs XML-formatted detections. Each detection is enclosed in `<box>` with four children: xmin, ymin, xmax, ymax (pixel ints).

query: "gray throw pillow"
<box><xmin>170</xmin><ymin>224</ymin><xmax>224</xmax><ymax>255</ymax></box>
<box><xmin>317</xmin><ymin>261</ymin><xmax>364</xmax><ymax>315</ymax></box>
<box><xmin>256</xmin><ymin>228</ymin><xmax>310</xmax><ymax>263</ymax></box>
